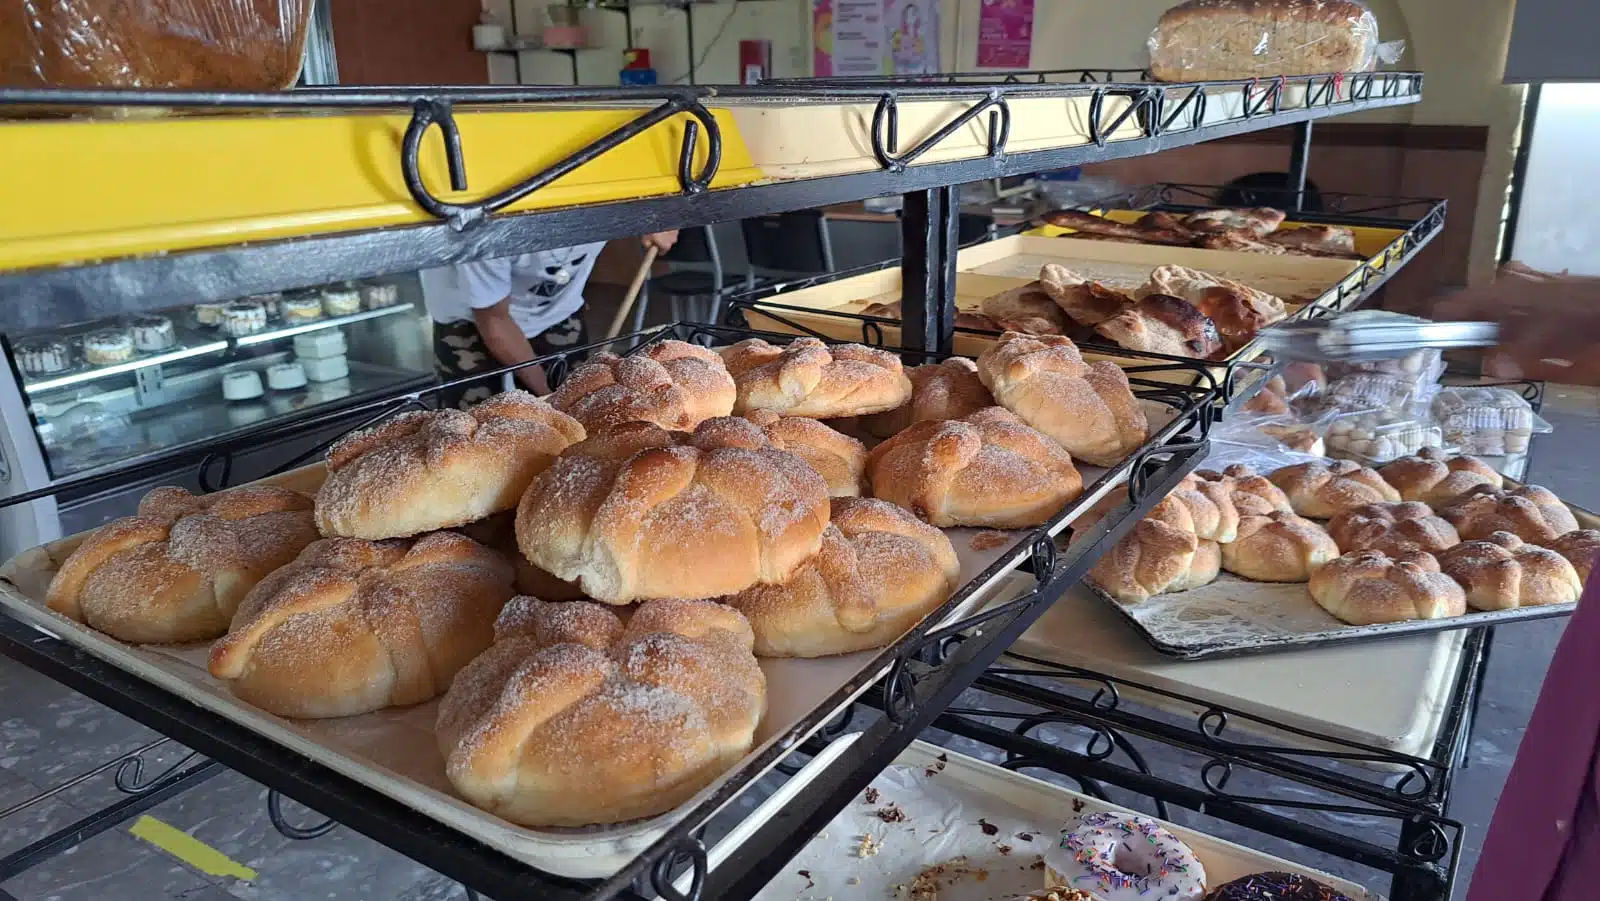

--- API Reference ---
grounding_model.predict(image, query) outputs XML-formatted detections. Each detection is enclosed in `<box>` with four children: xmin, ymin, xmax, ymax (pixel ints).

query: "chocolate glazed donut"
<box><xmin>1204</xmin><ymin>872</ymin><xmax>1353</xmax><ymax>901</ymax></box>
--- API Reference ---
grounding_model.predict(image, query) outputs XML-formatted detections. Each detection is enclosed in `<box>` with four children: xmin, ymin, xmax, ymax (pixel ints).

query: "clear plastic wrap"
<box><xmin>1213</xmin><ymin>411</ymin><xmax>1327</xmax><ymax>456</ymax></box>
<box><xmin>1432</xmin><ymin>387</ymin><xmax>1554</xmax><ymax>456</ymax></box>
<box><xmin>1316</xmin><ymin>371</ymin><xmax>1440</xmax><ymax>415</ymax></box>
<box><xmin>1325</xmin><ymin>346</ymin><xmax>1445</xmax><ymax>387</ymax></box>
<box><xmin>1147</xmin><ymin>0</ymin><xmax>1393</xmax><ymax>83</ymax></box>
<box><xmin>1324</xmin><ymin>409</ymin><xmax>1447</xmax><ymax>465</ymax></box>
<box><xmin>1</xmin><ymin>0</ymin><xmax>312</xmax><ymax>90</ymax></box>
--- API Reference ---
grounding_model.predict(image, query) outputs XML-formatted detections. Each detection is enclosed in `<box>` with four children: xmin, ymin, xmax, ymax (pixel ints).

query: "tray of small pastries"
<box><xmin>739</xmin><ymin>222</ymin><xmax>1367</xmax><ymax>390</ymax></box>
<box><xmin>1079</xmin><ymin>446</ymin><xmax>1599</xmax><ymax>660</ymax></box>
<box><xmin>0</xmin><ymin>325</ymin><xmax>1211</xmax><ymax>878</ymax></box>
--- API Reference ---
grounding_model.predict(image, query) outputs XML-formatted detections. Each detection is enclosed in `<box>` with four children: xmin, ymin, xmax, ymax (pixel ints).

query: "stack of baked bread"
<box><xmin>1044</xmin><ymin>207</ymin><xmax>1363</xmax><ymax>259</ymax></box>
<box><xmin>1088</xmin><ymin>448</ymin><xmax>1593</xmax><ymax>626</ymax></box>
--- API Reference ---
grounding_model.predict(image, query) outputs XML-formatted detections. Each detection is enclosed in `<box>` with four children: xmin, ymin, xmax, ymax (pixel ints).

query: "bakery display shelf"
<box><xmin>0</xmin><ymin>320</ymin><xmax>1214</xmax><ymax>901</ymax></box>
<box><xmin>0</xmin><ymin>71</ymin><xmax>1420</xmax><ymax>332</ymax></box>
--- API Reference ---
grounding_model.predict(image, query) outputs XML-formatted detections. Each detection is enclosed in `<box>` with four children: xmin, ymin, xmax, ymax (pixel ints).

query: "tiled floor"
<box><xmin>3</xmin><ymin>382</ymin><xmax>1595</xmax><ymax>901</ymax></box>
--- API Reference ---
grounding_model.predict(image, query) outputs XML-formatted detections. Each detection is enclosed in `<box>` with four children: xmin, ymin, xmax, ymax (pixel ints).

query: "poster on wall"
<box><xmin>814</xmin><ymin>0</ymin><xmax>940</xmax><ymax>77</ymax></box>
<box><xmin>976</xmin><ymin>0</ymin><xmax>1034</xmax><ymax>69</ymax></box>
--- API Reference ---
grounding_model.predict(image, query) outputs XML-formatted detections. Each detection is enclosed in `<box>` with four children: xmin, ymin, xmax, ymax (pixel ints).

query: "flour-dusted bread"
<box><xmin>976</xmin><ymin>331</ymin><xmax>1149</xmax><ymax>467</ymax></box>
<box><xmin>1439</xmin><ymin>484</ymin><xmax>1579</xmax><ymax>544</ymax></box>
<box><xmin>719</xmin><ymin>337</ymin><xmax>913</xmax><ymax>418</ymax></box>
<box><xmin>1436</xmin><ymin>532</ymin><xmax>1583</xmax><ymax>611</ymax></box>
<box><xmin>865</xmin><ymin>406</ymin><xmax>1084</xmax><ymax>528</ymax></box>
<box><xmin>436</xmin><ymin>597</ymin><xmax>765</xmax><ymax>827</ymax></box>
<box><xmin>1377</xmin><ymin>448</ymin><xmax>1503</xmax><ymax>506</ymax></box>
<box><xmin>1094</xmin><ymin>294</ymin><xmax>1224</xmax><ymax>359</ymax></box>
<box><xmin>1268</xmin><ymin>459</ymin><xmax>1400</xmax><ymax>519</ymax></box>
<box><xmin>1169</xmin><ymin>472</ymin><xmax>1241</xmax><ymax>543</ymax></box>
<box><xmin>315</xmin><ymin>391</ymin><xmax>585</xmax><ymax>539</ymax></box>
<box><xmin>208</xmin><ymin>532</ymin><xmax>516</xmax><ymax>718</ymax></box>
<box><xmin>979</xmin><ymin>281</ymin><xmax>1071</xmax><ymax>335</ymax></box>
<box><xmin>1137</xmin><ymin>265</ymin><xmax>1287</xmax><ymax>330</ymax></box>
<box><xmin>1194</xmin><ymin>464</ymin><xmax>1295</xmax><ymax>517</ymax></box>
<box><xmin>860</xmin><ymin>357</ymin><xmax>995</xmax><ymax>439</ymax></box>
<box><xmin>1327</xmin><ymin>502</ymin><xmax>1460</xmax><ymax>557</ymax></box>
<box><xmin>46</xmin><ymin>486</ymin><xmax>319</xmax><ymax>644</ymax></box>
<box><xmin>1549</xmin><ymin>529</ymin><xmax>1600</xmax><ymax>584</ymax></box>
<box><xmin>515</xmin><ymin>419</ymin><xmax>830</xmax><ymax>604</ymax></box>
<box><xmin>1149</xmin><ymin>0</ymin><xmax>1381</xmax><ymax>83</ymax></box>
<box><xmin>738</xmin><ymin>410</ymin><xmax>866</xmax><ymax>497</ymax></box>
<box><xmin>1310</xmin><ymin>550</ymin><xmax>1467</xmax><ymax>626</ymax></box>
<box><xmin>1087</xmin><ymin>495</ymin><xmax>1207</xmax><ymax>603</ymax></box>
<box><xmin>1038</xmin><ymin>264</ymin><xmax>1134</xmax><ymax>328</ymax></box>
<box><xmin>547</xmin><ymin>340</ymin><xmax>736</xmax><ymax>433</ymax></box>
<box><xmin>1220</xmin><ymin>511</ymin><xmax>1339</xmax><ymax>582</ymax></box>
<box><xmin>721</xmin><ymin>498</ymin><xmax>959</xmax><ymax>657</ymax></box>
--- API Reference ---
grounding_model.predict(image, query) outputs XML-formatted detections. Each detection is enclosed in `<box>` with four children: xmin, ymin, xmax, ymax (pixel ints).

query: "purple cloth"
<box><xmin>1467</xmin><ymin>574</ymin><xmax>1600</xmax><ymax>901</ymax></box>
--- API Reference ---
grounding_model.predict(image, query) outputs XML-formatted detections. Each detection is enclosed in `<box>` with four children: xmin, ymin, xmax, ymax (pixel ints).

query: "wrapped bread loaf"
<box><xmin>1148</xmin><ymin>0</ymin><xmax>1383</xmax><ymax>83</ymax></box>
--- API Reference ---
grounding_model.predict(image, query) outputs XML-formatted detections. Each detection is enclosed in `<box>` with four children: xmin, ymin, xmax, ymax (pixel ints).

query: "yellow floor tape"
<box><xmin>128</xmin><ymin>815</ymin><xmax>258</xmax><ymax>882</ymax></box>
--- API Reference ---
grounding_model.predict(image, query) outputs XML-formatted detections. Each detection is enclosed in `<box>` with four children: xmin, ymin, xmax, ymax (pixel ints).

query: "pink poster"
<box><xmin>976</xmin><ymin>0</ymin><xmax>1034</xmax><ymax>69</ymax></box>
<box><xmin>814</xmin><ymin>0</ymin><xmax>939</xmax><ymax>76</ymax></box>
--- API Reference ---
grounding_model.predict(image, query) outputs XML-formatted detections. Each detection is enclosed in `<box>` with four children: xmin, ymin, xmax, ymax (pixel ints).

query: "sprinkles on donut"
<box><xmin>1045</xmin><ymin>812</ymin><xmax>1207</xmax><ymax>901</ymax></box>
<box><xmin>1203</xmin><ymin>871</ymin><xmax>1354</xmax><ymax>901</ymax></box>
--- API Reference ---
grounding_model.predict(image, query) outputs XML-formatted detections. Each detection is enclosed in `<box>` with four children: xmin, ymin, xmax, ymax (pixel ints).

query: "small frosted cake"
<box><xmin>321</xmin><ymin>284</ymin><xmax>362</xmax><ymax>317</ymax></box>
<box><xmin>281</xmin><ymin>290</ymin><xmax>323</xmax><ymax>323</ymax></box>
<box><xmin>220</xmin><ymin>301</ymin><xmax>267</xmax><ymax>337</ymax></box>
<box><xmin>132</xmin><ymin>315</ymin><xmax>176</xmax><ymax>352</ymax></box>
<box><xmin>16</xmin><ymin>338</ymin><xmax>71</xmax><ymax>375</ymax></box>
<box><xmin>84</xmin><ymin>329</ymin><xmax>135</xmax><ymax>365</ymax></box>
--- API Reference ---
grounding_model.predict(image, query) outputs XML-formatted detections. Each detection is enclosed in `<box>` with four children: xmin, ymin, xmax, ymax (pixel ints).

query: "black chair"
<box><xmin>1217</xmin><ymin>172</ymin><xmax>1326</xmax><ymax>212</ymax></box>
<box><xmin>740</xmin><ymin>210</ymin><xmax>836</xmax><ymax>280</ymax></box>
<box><xmin>633</xmin><ymin>225</ymin><xmax>733</xmax><ymax>330</ymax></box>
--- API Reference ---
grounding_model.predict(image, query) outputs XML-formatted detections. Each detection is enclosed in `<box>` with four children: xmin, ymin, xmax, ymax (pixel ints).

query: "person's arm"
<box><xmin>1432</xmin><ymin>264</ymin><xmax>1600</xmax><ymax>378</ymax></box>
<box><xmin>642</xmin><ymin>231</ymin><xmax>679</xmax><ymax>254</ymax></box>
<box><xmin>471</xmin><ymin>298</ymin><xmax>550</xmax><ymax>395</ymax></box>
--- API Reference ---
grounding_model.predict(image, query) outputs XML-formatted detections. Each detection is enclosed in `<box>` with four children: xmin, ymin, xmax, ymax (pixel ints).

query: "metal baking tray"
<box><xmin>0</xmin><ymin>322</ymin><xmax>1215</xmax><ymax>879</ymax></box>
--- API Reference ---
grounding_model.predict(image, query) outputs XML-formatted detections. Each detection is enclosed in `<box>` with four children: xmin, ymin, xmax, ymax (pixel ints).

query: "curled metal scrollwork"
<box><xmin>869</xmin><ymin>91</ymin><xmax>1010</xmax><ymax>172</ymax></box>
<box><xmin>266</xmin><ymin>790</ymin><xmax>338</xmax><ymax>841</ymax></box>
<box><xmin>649</xmin><ymin>835</ymin><xmax>708</xmax><ymax>901</ymax></box>
<box><xmin>115</xmin><ymin>749</ymin><xmax>204</xmax><ymax>795</ymax></box>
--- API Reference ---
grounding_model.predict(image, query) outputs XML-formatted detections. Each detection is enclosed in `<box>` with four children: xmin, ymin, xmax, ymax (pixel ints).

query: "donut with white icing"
<box><xmin>1045</xmin><ymin>812</ymin><xmax>1207</xmax><ymax>901</ymax></box>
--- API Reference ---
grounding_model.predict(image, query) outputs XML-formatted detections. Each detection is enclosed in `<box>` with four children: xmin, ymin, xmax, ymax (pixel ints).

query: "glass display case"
<box><xmin>1</xmin><ymin>274</ymin><xmax>436</xmax><ymax>484</ymax></box>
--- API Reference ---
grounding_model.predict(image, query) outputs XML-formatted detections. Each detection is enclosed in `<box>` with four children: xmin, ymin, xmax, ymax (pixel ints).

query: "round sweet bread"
<box><xmin>1169</xmin><ymin>472</ymin><xmax>1241</xmax><ymax>543</ymax></box>
<box><xmin>1087</xmin><ymin>495</ymin><xmax>1207</xmax><ymax>603</ymax></box>
<box><xmin>1549</xmin><ymin>529</ymin><xmax>1600</xmax><ymax>584</ymax></box>
<box><xmin>1377</xmin><ymin>448</ymin><xmax>1502</xmax><ymax>506</ymax></box>
<box><xmin>721</xmin><ymin>497</ymin><xmax>959</xmax><ymax>657</ymax></box>
<box><xmin>46</xmin><ymin>485</ymin><xmax>319</xmax><ymax>644</ymax></box>
<box><xmin>208</xmin><ymin>531</ymin><xmax>516</xmax><ymax>718</ymax></box>
<box><xmin>548</xmin><ymin>340</ymin><xmax>735</xmax><ymax>433</ymax></box>
<box><xmin>1220</xmin><ymin>511</ymin><xmax>1339</xmax><ymax>582</ymax></box>
<box><xmin>436</xmin><ymin>596</ymin><xmax>765</xmax><ymax>827</ymax></box>
<box><xmin>860</xmin><ymin>357</ymin><xmax>995</xmax><ymax>439</ymax></box>
<box><xmin>515</xmin><ymin>419</ymin><xmax>830</xmax><ymax>604</ymax></box>
<box><xmin>1309</xmin><ymin>549</ymin><xmax>1466</xmax><ymax>625</ymax></box>
<box><xmin>1439</xmin><ymin>483</ymin><xmax>1578</xmax><ymax>543</ymax></box>
<box><xmin>1326</xmin><ymin>502</ymin><xmax>1460</xmax><ymax>557</ymax></box>
<box><xmin>315</xmin><ymin>391</ymin><xmax>585</xmax><ymax>540</ymax></box>
<box><xmin>738</xmin><ymin>409</ymin><xmax>866</xmax><ymax>497</ymax></box>
<box><xmin>1267</xmin><ymin>459</ymin><xmax>1400</xmax><ymax>519</ymax></box>
<box><xmin>1436</xmin><ymin>531</ymin><xmax>1582</xmax><ymax>610</ymax></box>
<box><xmin>719</xmin><ymin>337</ymin><xmax>912</xmax><ymax>418</ymax></box>
<box><xmin>865</xmin><ymin>406</ymin><xmax>1083</xmax><ymax>528</ymax></box>
<box><xmin>1193</xmin><ymin>464</ymin><xmax>1294</xmax><ymax>517</ymax></box>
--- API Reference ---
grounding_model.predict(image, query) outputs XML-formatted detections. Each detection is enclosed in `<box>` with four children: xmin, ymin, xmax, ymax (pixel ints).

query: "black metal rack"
<box><xmin>0</xmin><ymin>72</ymin><xmax>1492</xmax><ymax>901</ymax></box>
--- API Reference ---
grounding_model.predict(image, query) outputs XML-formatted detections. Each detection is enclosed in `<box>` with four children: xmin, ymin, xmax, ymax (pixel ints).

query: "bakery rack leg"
<box><xmin>899</xmin><ymin>186</ymin><xmax>959</xmax><ymax>356</ymax></box>
<box><xmin>1288</xmin><ymin>121</ymin><xmax>1313</xmax><ymax>212</ymax></box>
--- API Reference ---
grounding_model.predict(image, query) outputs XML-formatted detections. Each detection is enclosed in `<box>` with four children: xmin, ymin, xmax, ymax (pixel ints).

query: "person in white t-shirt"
<box><xmin>421</xmin><ymin>232</ymin><xmax>677</xmax><ymax>407</ymax></box>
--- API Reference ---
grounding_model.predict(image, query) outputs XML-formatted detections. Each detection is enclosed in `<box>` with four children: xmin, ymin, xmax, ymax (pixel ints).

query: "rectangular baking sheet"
<box><xmin>0</xmin><ymin>397</ymin><xmax>1188</xmax><ymax>880</ymax></box>
<box><xmin>709</xmin><ymin>736</ymin><xmax>1378</xmax><ymax>900</ymax></box>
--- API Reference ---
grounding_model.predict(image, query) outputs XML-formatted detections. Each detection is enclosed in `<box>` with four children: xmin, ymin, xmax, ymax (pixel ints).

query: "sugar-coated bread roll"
<box><xmin>1220</xmin><ymin>511</ymin><xmax>1339</xmax><ymax>582</ymax></box>
<box><xmin>1087</xmin><ymin>496</ymin><xmax>1210</xmax><ymax>603</ymax></box>
<box><xmin>721</xmin><ymin>498</ymin><xmax>959</xmax><ymax>657</ymax></box>
<box><xmin>436</xmin><ymin>597</ymin><xmax>765</xmax><ymax>827</ymax></box>
<box><xmin>1327</xmin><ymin>502</ymin><xmax>1460</xmax><ymax>557</ymax></box>
<box><xmin>1377</xmin><ymin>448</ymin><xmax>1502</xmax><ymax>506</ymax></box>
<box><xmin>1267</xmin><ymin>459</ymin><xmax>1400</xmax><ymax>519</ymax></box>
<box><xmin>547</xmin><ymin>340</ymin><xmax>735</xmax><ymax>433</ymax></box>
<box><xmin>208</xmin><ymin>532</ymin><xmax>515</xmax><ymax>718</ymax></box>
<box><xmin>1310</xmin><ymin>550</ymin><xmax>1466</xmax><ymax>625</ymax></box>
<box><xmin>1549</xmin><ymin>529</ymin><xmax>1600</xmax><ymax>584</ymax></box>
<box><xmin>1436</xmin><ymin>532</ymin><xmax>1582</xmax><ymax>611</ymax></box>
<box><xmin>516</xmin><ymin>420</ymin><xmax>830</xmax><ymax>604</ymax></box>
<box><xmin>46</xmin><ymin>486</ymin><xmax>319</xmax><ymax>644</ymax></box>
<box><xmin>738</xmin><ymin>409</ymin><xmax>866</xmax><ymax>497</ymax></box>
<box><xmin>1440</xmin><ymin>484</ymin><xmax>1578</xmax><ymax>544</ymax></box>
<box><xmin>452</xmin><ymin>512</ymin><xmax>587</xmax><ymax>601</ymax></box>
<box><xmin>860</xmin><ymin>357</ymin><xmax>995</xmax><ymax>439</ymax></box>
<box><xmin>1169</xmin><ymin>473</ymin><xmax>1241</xmax><ymax>543</ymax></box>
<box><xmin>719</xmin><ymin>337</ymin><xmax>912</xmax><ymax>418</ymax></box>
<box><xmin>976</xmin><ymin>331</ymin><xmax>1149</xmax><ymax>467</ymax></box>
<box><xmin>865</xmin><ymin>406</ymin><xmax>1084</xmax><ymax>528</ymax></box>
<box><xmin>1193</xmin><ymin>464</ymin><xmax>1294</xmax><ymax>517</ymax></box>
<box><xmin>315</xmin><ymin>392</ymin><xmax>585</xmax><ymax>539</ymax></box>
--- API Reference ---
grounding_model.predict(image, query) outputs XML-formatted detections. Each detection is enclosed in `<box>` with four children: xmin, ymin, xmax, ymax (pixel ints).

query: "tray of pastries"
<box><xmin>1077</xmin><ymin>446</ymin><xmax>1598</xmax><ymax>660</ymax></box>
<box><xmin>0</xmin><ymin>327</ymin><xmax>1209</xmax><ymax>878</ymax></box>
<box><xmin>740</xmin><ymin>234</ymin><xmax>1362</xmax><ymax>390</ymax></box>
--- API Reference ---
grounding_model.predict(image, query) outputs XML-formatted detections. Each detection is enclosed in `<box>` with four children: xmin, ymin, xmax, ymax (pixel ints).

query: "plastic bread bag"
<box><xmin>1432</xmin><ymin>386</ymin><xmax>1553</xmax><ymax>456</ymax></box>
<box><xmin>1322</xmin><ymin>408</ymin><xmax>1449</xmax><ymax>465</ymax></box>
<box><xmin>1213</xmin><ymin>410</ymin><xmax>1329</xmax><ymax>457</ymax></box>
<box><xmin>1</xmin><ymin>0</ymin><xmax>312</xmax><ymax>91</ymax></box>
<box><xmin>1195</xmin><ymin>441</ymin><xmax>1328</xmax><ymax>482</ymax></box>
<box><xmin>1314</xmin><ymin>371</ymin><xmax>1441</xmax><ymax>417</ymax></box>
<box><xmin>1147</xmin><ymin>0</ymin><xmax>1394</xmax><ymax>83</ymax></box>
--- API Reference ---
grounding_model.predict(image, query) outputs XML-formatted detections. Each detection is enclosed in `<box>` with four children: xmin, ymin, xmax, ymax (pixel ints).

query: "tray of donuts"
<box><xmin>1078</xmin><ymin>444</ymin><xmax>1600</xmax><ymax>660</ymax></box>
<box><xmin>0</xmin><ymin>327</ymin><xmax>1206</xmax><ymax>877</ymax></box>
<box><xmin>738</xmin><ymin>234</ymin><xmax>1359</xmax><ymax>389</ymax></box>
<box><xmin>717</xmin><ymin>735</ymin><xmax>1378</xmax><ymax>901</ymax></box>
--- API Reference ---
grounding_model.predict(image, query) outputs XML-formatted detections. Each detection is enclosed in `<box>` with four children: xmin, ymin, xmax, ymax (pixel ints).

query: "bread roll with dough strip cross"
<box><xmin>208</xmin><ymin>531</ymin><xmax>515</xmax><ymax>718</ymax></box>
<box><xmin>975</xmin><ymin>331</ymin><xmax>1149</xmax><ymax>467</ymax></box>
<box><xmin>1549</xmin><ymin>529</ymin><xmax>1600</xmax><ymax>584</ymax></box>
<box><xmin>860</xmin><ymin>357</ymin><xmax>995</xmax><ymax>439</ymax></box>
<box><xmin>315</xmin><ymin>391</ymin><xmax>585</xmax><ymax>540</ymax></box>
<box><xmin>1327</xmin><ymin>502</ymin><xmax>1460</xmax><ymax>557</ymax></box>
<box><xmin>1267</xmin><ymin>459</ymin><xmax>1400</xmax><ymax>519</ymax></box>
<box><xmin>1377</xmin><ymin>448</ymin><xmax>1503</xmax><ymax>506</ymax></box>
<box><xmin>1310</xmin><ymin>550</ymin><xmax>1467</xmax><ymax>626</ymax></box>
<box><xmin>1087</xmin><ymin>495</ymin><xmax>1209</xmax><ymax>603</ymax></box>
<box><xmin>1193</xmin><ymin>464</ymin><xmax>1295</xmax><ymax>517</ymax></box>
<box><xmin>1220</xmin><ymin>511</ymin><xmax>1339</xmax><ymax>583</ymax></box>
<box><xmin>1436</xmin><ymin>531</ymin><xmax>1582</xmax><ymax>611</ymax></box>
<box><xmin>719</xmin><ymin>337</ymin><xmax>912</xmax><ymax>418</ymax></box>
<box><xmin>737</xmin><ymin>409</ymin><xmax>866</xmax><ymax>497</ymax></box>
<box><xmin>515</xmin><ymin>419</ymin><xmax>830</xmax><ymax>604</ymax></box>
<box><xmin>721</xmin><ymin>497</ymin><xmax>960</xmax><ymax>657</ymax></box>
<box><xmin>865</xmin><ymin>406</ymin><xmax>1084</xmax><ymax>528</ymax></box>
<box><xmin>436</xmin><ymin>597</ymin><xmax>765</xmax><ymax>827</ymax></box>
<box><xmin>1169</xmin><ymin>472</ymin><xmax>1241</xmax><ymax>543</ymax></box>
<box><xmin>46</xmin><ymin>485</ymin><xmax>319</xmax><ymax>645</ymax></box>
<box><xmin>548</xmin><ymin>340</ymin><xmax>736</xmax><ymax>432</ymax></box>
<box><xmin>1439</xmin><ymin>484</ymin><xmax>1579</xmax><ymax>544</ymax></box>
